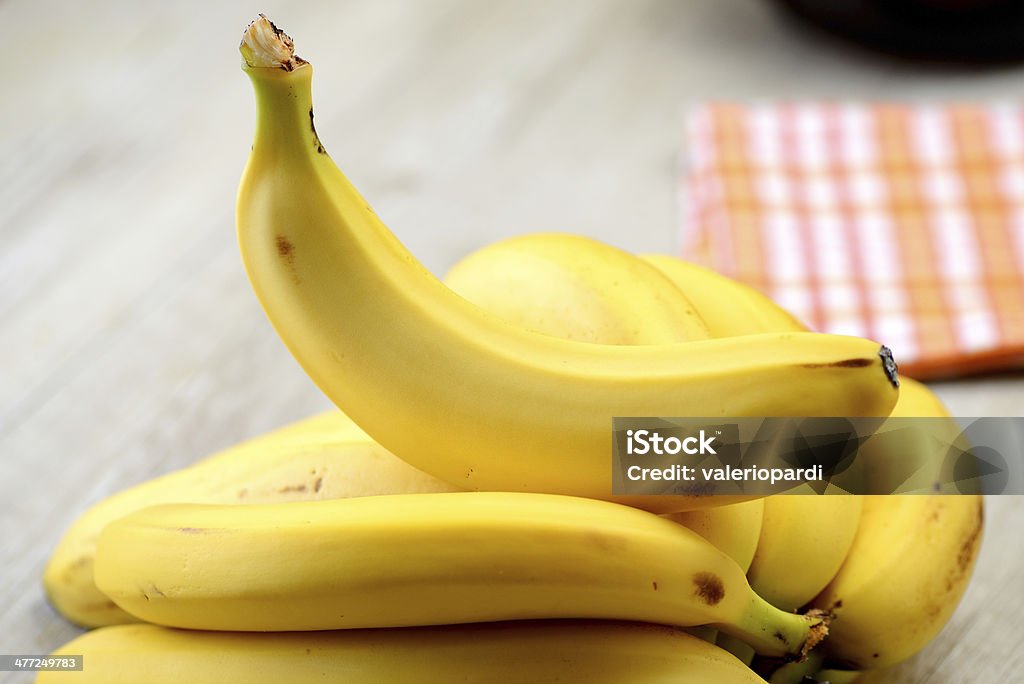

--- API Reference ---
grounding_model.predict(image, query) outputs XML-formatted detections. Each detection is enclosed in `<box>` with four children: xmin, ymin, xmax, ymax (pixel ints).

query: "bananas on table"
<box><xmin>39</xmin><ymin>14</ymin><xmax>982</xmax><ymax>684</ymax></box>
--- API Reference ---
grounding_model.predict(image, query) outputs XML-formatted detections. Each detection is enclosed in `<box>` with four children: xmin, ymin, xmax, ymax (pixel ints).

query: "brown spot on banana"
<box><xmin>957</xmin><ymin>500</ymin><xmax>984</xmax><ymax>573</ymax></box>
<box><xmin>799</xmin><ymin>358</ymin><xmax>872</xmax><ymax>369</ymax></box>
<box><xmin>275</xmin><ymin>235</ymin><xmax>294</xmax><ymax>260</ymax></box>
<box><xmin>308</xmin><ymin>107</ymin><xmax>326</xmax><ymax>154</ymax></box>
<box><xmin>692</xmin><ymin>572</ymin><xmax>725</xmax><ymax>605</ymax></box>
<box><xmin>141</xmin><ymin>584</ymin><xmax>166</xmax><ymax>600</ymax></box>
<box><xmin>799</xmin><ymin>346</ymin><xmax>899</xmax><ymax>388</ymax></box>
<box><xmin>275</xmin><ymin>235</ymin><xmax>301</xmax><ymax>284</ymax></box>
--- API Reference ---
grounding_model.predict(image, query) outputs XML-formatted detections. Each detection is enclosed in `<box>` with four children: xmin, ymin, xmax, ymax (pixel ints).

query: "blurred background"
<box><xmin>2</xmin><ymin>1</ymin><xmax>1022</xmax><ymax>682</ymax></box>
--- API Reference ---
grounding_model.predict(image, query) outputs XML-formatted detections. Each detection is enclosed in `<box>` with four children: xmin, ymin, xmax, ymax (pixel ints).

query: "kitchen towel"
<box><xmin>681</xmin><ymin>102</ymin><xmax>1024</xmax><ymax>379</ymax></box>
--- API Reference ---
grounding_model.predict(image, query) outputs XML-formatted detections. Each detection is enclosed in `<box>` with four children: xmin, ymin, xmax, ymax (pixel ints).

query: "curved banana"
<box><xmin>812</xmin><ymin>380</ymin><xmax>984</xmax><ymax>669</ymax></box>
<box><xmin>94</xmin><ymin>491</ymin><xmax>827</xmax><ymax>658</ymax></box>
<box><xmin>814</xmin><ymin>493</ymin><xmax>982</xmax><ymax>669</ymax></box>
<box><xmin>445</xmin><ymin>233</ymin><xmax>710</xmax><ymax>343</ymax></box>
<box><xmin>38</xmin><ymin>621</ymin><xmax>765</xmax><ymax>684</ymax></box>
<box><xmin>235</xmin><ymin>17</ymin><xmax>899</xmax><ymax>511</ymax></box>
<box><xmin>746</xmin><ymin>494</ymin><xmax>863</xmax><ymax>612</ymax></box>
<box><xmin>641</xmin><ymin>255</ymin><xmax>807</xmax><ymax>336</ymax></box>
<box><xmin>43</xmin><ymin>411</ymin><xmax>457</xmax><ymax>627</ymax></box>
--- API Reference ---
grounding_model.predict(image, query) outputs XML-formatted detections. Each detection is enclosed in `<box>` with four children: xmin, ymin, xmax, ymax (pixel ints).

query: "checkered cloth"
<box><xmin>681</xmin><ymin>103</ymin><xmax>1024</xmax><ymax>379</ymax></box>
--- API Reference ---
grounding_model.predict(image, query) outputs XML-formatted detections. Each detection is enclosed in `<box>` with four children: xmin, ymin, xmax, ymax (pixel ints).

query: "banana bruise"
<box><xmin>94</xmin><ymin>492</ymin><xmax>826</xmax><ymax>658</ymax></box>
<box><xmin>235</xmin><ymin>18</ymin><xmax>899</xmax><ymax>512</ymax></box>
<box><xmin>42</xmin><ymin>411</ymin><xmax>457</xmax><ymax>628</ymax></box>
<box><xmin>38</xmin><ymin>621</ymin><xmax>765</xmax><ymax>684</ymax></box>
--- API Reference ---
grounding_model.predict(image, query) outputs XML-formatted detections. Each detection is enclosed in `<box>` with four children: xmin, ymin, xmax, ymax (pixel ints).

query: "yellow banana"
<box><xmin>235</xmin><ymin>17</ymin><xmax>899</xmax><ymax>511</ymax></box>
<box><xmin>812</xmin><ymin>380</ymin><xmax>984</xmax><ymax>669</ymax></box>
<box><xmin>814</xmin><ymin>493</ymin><xmax>982</xmax><ymax>669</ymax></box>
<box><xmin>94</xmin><ymin>491</ymin><xmax>827</xmax><ymax>658</ymax></box>
<box><xmin>746</xmin><ymin>494</ymin><xmax>863</xmax><ymax>612</ymax></box>
<box><xmin>43</xmin><ymin>411</ymin><xmax>457</xmax><ymax>627</ymax></box>
<box><xmin>665</xmin><ymin>500</ymin><xmax>765</xmax><ymax>573</ymax></box>
<box><xmin>445</xmin><ymin>232</ymin><xmax>710</xmax><ymax>343</ymax></box>
<box><xmin>37</xmin><ymin>621</ymin><xmax>765</xmax><ymax>684</ymax></box>
<box><xmin>640</xmin><ymin>254</ymin><xmax>807</xmax><ymax>335</ymax></box>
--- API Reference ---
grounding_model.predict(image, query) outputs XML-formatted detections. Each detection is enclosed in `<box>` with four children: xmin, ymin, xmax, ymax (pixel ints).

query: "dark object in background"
<box><xmin>774</xmin><ymin>0</ymin><xmax>1024</xmax><ymax>62</ymax></box>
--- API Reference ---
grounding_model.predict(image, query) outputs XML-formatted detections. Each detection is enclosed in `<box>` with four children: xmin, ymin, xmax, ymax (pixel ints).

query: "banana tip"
<box><xmin>240</xmin><ymin>14</ymin><xmax>306</xmax><ymax>71</ymax></box>
<box><xmin>879</xmin><ymin>345</ymin><xmax>899</xmax><ymax>388</ymax></box>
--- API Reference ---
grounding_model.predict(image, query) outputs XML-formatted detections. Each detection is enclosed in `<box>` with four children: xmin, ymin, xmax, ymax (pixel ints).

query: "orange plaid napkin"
<box><xmin>681</xmin><ymin>103</ymin><xmax>1024</xmax><ymax>379</ymax></box>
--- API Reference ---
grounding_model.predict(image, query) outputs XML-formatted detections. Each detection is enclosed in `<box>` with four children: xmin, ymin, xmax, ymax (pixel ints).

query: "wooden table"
<box><xmin>2</xmin><ymin>1</ymin><xmax>1021</xmax><ymax>682</ymax></box>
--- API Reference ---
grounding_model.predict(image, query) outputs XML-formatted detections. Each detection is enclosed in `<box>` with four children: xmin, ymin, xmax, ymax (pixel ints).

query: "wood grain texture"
<box><xmin>1</xmin><ymin>1</ymin><xmax>1021</xmax><ymax>682</ymax></box>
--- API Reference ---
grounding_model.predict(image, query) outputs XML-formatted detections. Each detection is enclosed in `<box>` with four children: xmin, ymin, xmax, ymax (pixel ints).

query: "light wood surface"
<box><xmin>2</xmin><ymin>1</ymin><xmax>1021</xmax><ymax>682</ymax></box>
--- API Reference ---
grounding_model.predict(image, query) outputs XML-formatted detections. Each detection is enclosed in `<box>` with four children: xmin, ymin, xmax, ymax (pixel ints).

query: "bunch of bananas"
<box><xmin>38</xmin><ymin>16</ymin><xmax>983</xmax><ymax>683</ymax></box>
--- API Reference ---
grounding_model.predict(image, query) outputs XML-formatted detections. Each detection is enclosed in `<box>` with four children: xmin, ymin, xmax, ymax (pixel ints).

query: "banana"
<box><xmin>43</xmin><ymin>411</ymin><xmax>458</xmax><ymax>628</ymax></box>
<box><xmin>235</xmin><ymin>17</ymin><xmax>899</xmax><ymax>511</ymax></box>
<box><xmin>640</xmin><ymin>255</ymin><xmax>807</xmax><ymax>336</ymax></box>
<box><xmin>37</xmin><ymin>621</ymin><xmax>765</xmax><ymax>684</ymax></box>
<box><xmin>665</xmin><ymin>500</ymin><xmax>765</xmax><ymax>573</ymax></box>
<box><xmin>811</xmin><ymin>380</ymin><xmax>984</xmax><ymax>669</ymax></box>
<box><xmin>445</xmin><ymin>233</ymin><xmax>710</xmax><ymax>343</ymax></box>
<box><xmin>746</xmin><ymin>494</ymin><xmax>863</xmax><ymax>612</ymax></box>
<box><xmin>94</xmin><ymin>491</ymin><xmax>827</xmax><ymax>658</ymax></box>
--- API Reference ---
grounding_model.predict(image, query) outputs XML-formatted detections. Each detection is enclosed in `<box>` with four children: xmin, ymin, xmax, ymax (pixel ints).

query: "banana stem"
<box><xmin>717</xmin><ymin>597</ymin><xmax>829</xmax><ymax>660</ymax></box>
